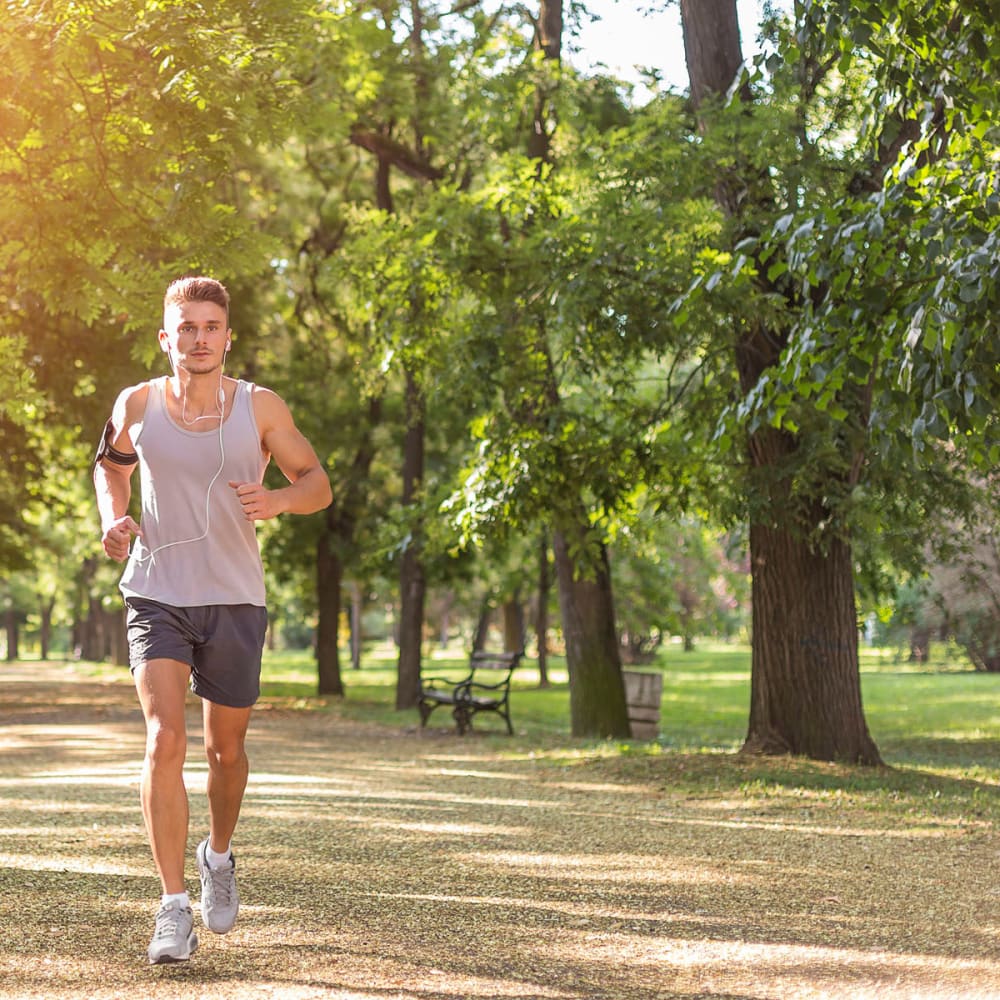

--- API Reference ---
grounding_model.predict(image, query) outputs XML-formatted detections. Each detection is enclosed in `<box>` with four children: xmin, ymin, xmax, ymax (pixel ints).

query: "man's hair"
<box><xmin>163</xmin><ymin>276</ymin><xmax>230</xmax><ymax>325</ymax></box>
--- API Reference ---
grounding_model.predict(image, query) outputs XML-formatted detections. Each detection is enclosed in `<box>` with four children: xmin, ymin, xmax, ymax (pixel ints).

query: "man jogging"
<box><xmin>94</xmin><ymin>276</ymin><xmax>331</xmax><ymax>964</ymax></box>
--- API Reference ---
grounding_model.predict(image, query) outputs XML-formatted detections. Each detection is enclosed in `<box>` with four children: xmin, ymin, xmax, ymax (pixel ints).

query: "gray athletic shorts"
<box><xmin>124</xmin><ymin>597</ymin><xmax>268</xmax><ymax>708</ymax></box>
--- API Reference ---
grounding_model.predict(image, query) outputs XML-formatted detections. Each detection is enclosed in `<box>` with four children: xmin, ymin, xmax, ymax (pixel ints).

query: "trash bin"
<box><xmin>622</xmin><ymin>670</ymin><xmax>663</xmax><ymax>740</ymax></box>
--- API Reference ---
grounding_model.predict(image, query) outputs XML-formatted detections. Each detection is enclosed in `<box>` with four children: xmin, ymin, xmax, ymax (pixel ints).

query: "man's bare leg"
<box><xmin>197</xmin><ymin>698</ymin><xmax>252</xmax><ymax>934</ymax></box>
<box><xmin>133</xmin><ymin>658</ymin><xmax>192</xmax><ymax>895</ymax></box>
<box><xmin>202</xmin><ymin>700</ymin><xmax>252</xmax><ymax>853</ymax></box>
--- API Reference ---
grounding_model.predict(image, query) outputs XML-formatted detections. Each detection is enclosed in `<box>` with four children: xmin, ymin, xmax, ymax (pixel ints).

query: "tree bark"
<box><xmin>350</xmin><ymin>581</ymin><xmax>364</xmax><ymax>670</ymax></box>
<box><xmin>76</xmin><ymin>556</ymin><xmax>103</xmax><ymax>662</ymax></box>
<box><xmin>553</xmin><ymin>525</ymin><xmax>630</xmax><ymax>739</ymax></box>
<box><xmin>536</xmin><ymin>530</ymin><xmax>550</xmax><ymax>687</ymax></box>
<box><xmin>109</xmin><ymin>606</ymin><xmax>128</xmax><ymax>666</ymax></box>
<box><xmin>314</xmin><ymin>394</ymin><xmax>382</xmax><ymax>695</ymax></box>
<box><xmin>527</xmin><ymin>0</ymin><xmax>563</xmax><ymax>161</ymax></box>
<box><xmin>316</xmin><ymin>536</ymin><xmax>345</xmax><ymax>695</ymax></box>
<box><xmin>472</xmin><ymin>601</ymin><xmax>491</xmax><ymax>652</ymax></box>
<box><xmin>396</xmin><ymin>368</ymin><xmax>426</xmax><ymax>709</ymax></box>
<box><xmin>39</xmin><ymin>595</ymin><xmax>54</xmax><ymax>661</ymax></box>
<box><xmin>680</xmin><ymin>0</ymin><xmax>744</xmax><ymax>111</ymax></box>
<box><xmin>4</xmin><ymin>608</ymin><xmax>19</xmax><ymax>661</ymax></box>
<box><xmin>680</xmin><ymin>0</ymin><xmax>882</xmax><ymax>763</ymax></box>
<box><xmin>83</xmin><ymin>601</ymin><xmax>104</xmax><ymax>661</ymax></box>
<box><xmin>744</xmin><ymin>518</ymin><xmax>879</xmax><ymax>761</ymax></box>
<box><xmin>501</xmin><ymin>592</ymin><xmax>525</xmax><ymax>653</ymax></box>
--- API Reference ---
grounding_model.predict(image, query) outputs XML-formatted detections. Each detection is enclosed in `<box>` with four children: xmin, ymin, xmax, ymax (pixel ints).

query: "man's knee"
<box><xmin>145</xmin><ymin>720</ymin><xmax>187</xmax><ymax>768</ymax></box>
<box><xmin>205</xmin><ymin>738</ymin><xmax>246</xmax><ymax>772</ymax></box>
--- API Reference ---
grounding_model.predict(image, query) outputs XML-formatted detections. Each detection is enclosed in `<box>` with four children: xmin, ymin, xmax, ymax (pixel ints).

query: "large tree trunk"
<box><xmin>527</xmin><ymin>0</ymin><xmax>563</xmax><ymax>161</ymax></box>
<box><xmin>39</xmin><ymin>595</ymin><xmax>54</xmax><ymax>661</ymax></box>
<box><xmin>436</xmin><ymin>590</ymin><xmax>454</xmax><ymax>648</ymax></box>
<box><xmin>4</xmin><ymin>608</ymin><xmax>19</xmax><ymax>661</ymax></box>
<box><xmin>909</xmin><ymin>626</ymin><xmax>931</xmax><ymax>663</ymax></box>
<box><xmin>350</xmin><ymin>581</ymin><xmax>364</xmax><ymax>670</ymax></box>
<box><xmin>77</xmin><ymin>556</ymin><xmax>103</xmax><ymax>662</ymax></box>
<box><xmin>553</xmin><ymin>525</ymin><xmax>630</xmax><ymax>739</ymax></box>
<box><xmin>680</xmin><ymin>0</ymin><xmax>882</xmax><ymax>763</ymax></box>
<box><xmin>680</xmin><ymin>0</ymin><xmax>744</xmax><ymax>112</ymax></box>
<box><xmin>396</xmin><ymin>369</ymin><xmax>426</xmax><ymax>709</ymax></box>
<box><xmin>745</xmin><ymin>520</ymin><xmax>879</xmax><ymax>761</ymax></box>
<box><xmin>502</xmin><ymin>592</ymin><xmax>525</xmax><ymax>653</ymax></box>
<box><xmin>314</xmin><ymin>395</ymin><xmax>382</xmax><ymax>695</ymax></box>
<box><xmin>109</xmin><ymin>606</ymin><xmax>129</xmax><ymax>666</ymax></box>
<box><xmin>316</xmin><ymin>537</ymin><xmax>344</xmax><ymax>695</ymax></box>
<box><xmin>472</xmin><ymin>601</ymin><xmax>491</xmax><ymax>652</ymax></box>
<box><xmin>536</xmin><ymin>530</ymin><xmax>550</xmax><ymax>687</ymax></box>
<box><xmin>81</xmin><ymin>605</ymin><xmax>102</xmax><ymax>661</ymax></box>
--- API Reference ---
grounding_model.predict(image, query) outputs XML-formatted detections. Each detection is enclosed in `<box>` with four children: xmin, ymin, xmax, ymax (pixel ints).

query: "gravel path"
<box><xmin>1</xmin><ymin>661</ymin><xmax>998</xmax><ymax>999</ymax></box>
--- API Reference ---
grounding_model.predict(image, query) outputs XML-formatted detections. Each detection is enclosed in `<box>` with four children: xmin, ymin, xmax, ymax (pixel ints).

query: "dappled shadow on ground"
<box><xmin>1</xmin><ymin>664</ymin><xmax>999</xmax><ymax>999</ymax></box>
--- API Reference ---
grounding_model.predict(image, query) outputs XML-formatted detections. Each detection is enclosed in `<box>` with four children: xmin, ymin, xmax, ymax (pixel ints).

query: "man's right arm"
<box><xmin>94</xmin><ymin>385</ymin><xmax>145</xmax><ymax>562</ymax></box>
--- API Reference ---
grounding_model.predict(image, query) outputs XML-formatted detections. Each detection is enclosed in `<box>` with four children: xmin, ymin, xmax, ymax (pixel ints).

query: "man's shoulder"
<box><xmin>246</xmin><ymin>382</ymin><xmax>289</xmax><ymax>411</ymax></box>
<box><xmin>244</xmin><ymin>380</ymin><xmax>275</xmax><ymax>398</ymax></box>
<box><xmin>246</xmin><ymin>382</ymin><xmax>294</xmax><ymax>436</ymax></box>
<box><xmin>114</xmin><ymin>379</ymin><xmax>157</xmax><ymax>424</ymax></box>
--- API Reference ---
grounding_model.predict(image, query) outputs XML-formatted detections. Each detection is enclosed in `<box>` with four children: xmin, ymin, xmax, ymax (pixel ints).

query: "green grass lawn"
<box><xmin>41</xmin><ymin>639</ymin><xmax>1000</xmax><ymax>827</ymax></box>
<box><xmin>252</xmin><ymin>640</ymin><xmax>1000</xmax><ymax>828</ymax></box>
<box><xmin>258</xmin><ymin>640</ymin><xmax>1000</xmax><ymax>775</ymax></box>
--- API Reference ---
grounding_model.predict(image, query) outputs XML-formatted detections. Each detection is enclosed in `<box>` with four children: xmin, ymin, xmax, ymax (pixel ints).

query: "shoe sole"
<box><xmin>149</xmin><ymin>933</ymin><xmax>198</xmax><ymax>964</ymax></box>
<box><xmin>202</xmin><ymin>913</ymin><xmax>238</xmax><ymax>934</ymax></box>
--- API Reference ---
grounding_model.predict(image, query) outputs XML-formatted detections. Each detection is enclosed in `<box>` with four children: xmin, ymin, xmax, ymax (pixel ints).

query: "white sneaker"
<box><xmin>196</xmin><ymin>838</ymin><xmax>240</xmax><ymax>934</ymax></box>
<box><xmin>147</xmin><ymin>901</ymin><xmax>198</xmax><ymax>964</ymax></box>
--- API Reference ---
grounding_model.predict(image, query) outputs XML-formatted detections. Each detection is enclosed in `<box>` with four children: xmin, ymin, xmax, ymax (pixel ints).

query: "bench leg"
<box><xmin>453</xmin><ymin>703</ymin><xmax>471</xmax><ymax>735</ymax></box>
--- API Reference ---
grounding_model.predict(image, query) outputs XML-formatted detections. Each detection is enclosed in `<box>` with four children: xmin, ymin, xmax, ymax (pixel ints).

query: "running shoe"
<box><xmin>196</xmin><ymin>838</ymin><xmax>240</xmax><ymax>933</ymax></box>
<box><xmin>147</xmin><ymin>900</ymin><xmax>198</xmax><ymax>964</ymax></box>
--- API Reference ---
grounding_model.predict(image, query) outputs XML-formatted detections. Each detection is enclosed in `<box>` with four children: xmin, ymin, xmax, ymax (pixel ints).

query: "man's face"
<box><xmin>159</xmin><ymin>300</ymin><xmax>230</xmax><ymax>376</ymax></box>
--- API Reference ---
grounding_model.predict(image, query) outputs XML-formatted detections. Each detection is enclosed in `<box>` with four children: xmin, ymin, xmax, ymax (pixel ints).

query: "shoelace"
<box><xmin>153</xmin><ymin>907</ymin><xmax>186</xmax><ymax>939</ymax></box>
<box><xmin>205</xmin><ymin>864</ymin><xmax>235</xmax><ymax>905</ymax></box>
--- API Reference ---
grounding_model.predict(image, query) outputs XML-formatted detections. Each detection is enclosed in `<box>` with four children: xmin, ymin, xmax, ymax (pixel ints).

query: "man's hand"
<box><xmin>228</xmin><ymin>481</ymin><xmax>286</xmax><ymax>522</ymax></box>
<box><xmin>102</xmin><ymin>516</ymin><xmax>141</xmax><ymax>562</ymax></box>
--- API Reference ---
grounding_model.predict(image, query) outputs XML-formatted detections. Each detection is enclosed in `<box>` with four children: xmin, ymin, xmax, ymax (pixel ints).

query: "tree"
<box><xmin>441</xmin><ymin>1</ymin><xmax>634</xmax><ymax>737</ymax></box>
<box><xmin>663</xmin><ymin>0</ymin><xmax>1000</xmax><ymax>760</ymax></box>
<box><xmin>278</xmin><ymin>0</ymin><xmax>486</xmax><ymax>704</ymax></box>
<box><xmin>0</xmin><ymin>1</ymin><xmax>316</xmax><ymax>657</ymax></box>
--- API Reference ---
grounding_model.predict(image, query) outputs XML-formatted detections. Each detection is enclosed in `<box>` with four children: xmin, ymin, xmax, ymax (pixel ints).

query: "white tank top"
<box><xmin>119</xmin><ymin>377</ymin><xmax>267</xmax><ymax>607</ymax></box>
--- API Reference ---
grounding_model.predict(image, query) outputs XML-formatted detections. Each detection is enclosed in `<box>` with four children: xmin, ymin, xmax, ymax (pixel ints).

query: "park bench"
<box><xmin>418</xmin><ymin>650</ymin><xmax>524</xmax><ymax>735</ymax></box>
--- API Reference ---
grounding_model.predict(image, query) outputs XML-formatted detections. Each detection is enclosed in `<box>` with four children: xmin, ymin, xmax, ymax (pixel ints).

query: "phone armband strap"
<box><xmin>94</xmin><ymin>419</ymin><xmax>138</xmax><ymax>469</ymax></box>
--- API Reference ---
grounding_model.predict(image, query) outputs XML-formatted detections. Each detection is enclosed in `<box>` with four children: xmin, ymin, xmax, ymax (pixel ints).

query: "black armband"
<box><xmin>94</xmin><ymin>419</ymin><xmax>137</xmax><ymax>469</ymax></box>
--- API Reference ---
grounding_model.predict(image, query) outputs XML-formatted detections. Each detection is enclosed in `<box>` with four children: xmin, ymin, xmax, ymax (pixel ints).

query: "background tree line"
<box><xmin>1</xmin><ymin>0</ymin><xmax>997</xmax><ymax>763</ymax></box>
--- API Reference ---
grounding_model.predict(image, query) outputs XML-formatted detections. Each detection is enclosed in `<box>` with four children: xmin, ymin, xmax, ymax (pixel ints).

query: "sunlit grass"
<box><xmin>44</xmin><ymin>637</ymin><xmax>1000</xmax><ymax>805</ymax></box>
<box><xmin>257</xmin><ymin>639</ymin><xmax>1000</xmax><ymax>767</ymax></box>
<box><xmin>10</xmin><ymin>640</ymin><xmax>1000</xmax><ymax>840</ymax></box>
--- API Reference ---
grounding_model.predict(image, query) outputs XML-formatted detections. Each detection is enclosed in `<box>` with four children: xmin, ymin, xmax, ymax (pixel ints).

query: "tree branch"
<box><xmin>349</xmin><ymin>125</ymin><xmax>443</xmax><ymax>181</ymax></box>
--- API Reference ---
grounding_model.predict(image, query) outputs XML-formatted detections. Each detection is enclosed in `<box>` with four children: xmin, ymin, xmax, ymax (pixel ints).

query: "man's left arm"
<box><xmin>228</xmin><ymin>388</ymin><xmax>332</xmax><ymax>521</ymax></box>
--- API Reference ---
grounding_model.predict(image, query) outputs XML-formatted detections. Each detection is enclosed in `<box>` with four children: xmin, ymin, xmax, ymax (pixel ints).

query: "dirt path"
<box><xmin>1</xmin><ymin>661</ymin><xmax>998</xmax><ymax>1000</ymax></box>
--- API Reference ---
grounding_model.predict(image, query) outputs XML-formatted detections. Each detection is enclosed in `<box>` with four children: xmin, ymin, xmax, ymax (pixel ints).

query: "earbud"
<box><xmin>225</xmin><ymin>341</ymin><xmax>231</xmax><ymax>352</ymax></box>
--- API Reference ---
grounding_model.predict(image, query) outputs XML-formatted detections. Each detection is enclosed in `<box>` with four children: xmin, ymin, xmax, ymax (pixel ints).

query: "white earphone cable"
<box><xmin>131</xmin><ymin>354</ymin><xmax>228</xmax><ymax>566</ymax></box>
